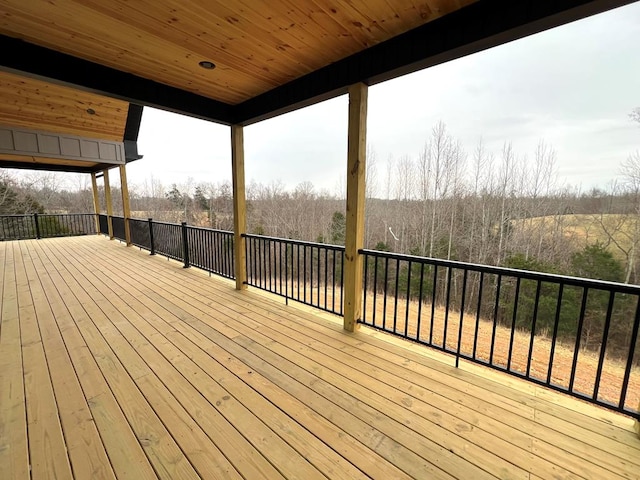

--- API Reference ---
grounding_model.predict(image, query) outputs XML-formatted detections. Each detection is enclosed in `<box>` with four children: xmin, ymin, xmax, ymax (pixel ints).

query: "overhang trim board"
<box><xmin>0</xmin><ymin>125</ymin><xmax>125</xmax><ymax>165</ymax></box>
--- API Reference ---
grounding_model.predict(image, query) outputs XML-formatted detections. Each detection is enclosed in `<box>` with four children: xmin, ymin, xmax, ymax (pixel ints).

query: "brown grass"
<box><xmin>515</xmin><ymin>214</ymin><xmax>636</xmax><ymax>261</ymax></box>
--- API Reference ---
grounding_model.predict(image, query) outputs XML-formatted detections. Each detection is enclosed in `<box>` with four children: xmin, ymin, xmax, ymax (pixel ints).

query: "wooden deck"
<box><xmin>1</xmin><ymin>236</ymin><xmax>639</xmax><ymax>480</ymax></box>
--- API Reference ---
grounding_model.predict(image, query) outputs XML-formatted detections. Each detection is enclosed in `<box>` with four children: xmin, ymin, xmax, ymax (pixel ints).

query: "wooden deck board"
<box><xmin>82</xmin><ymin>238</ymin><xmax>639</xmax><ymax>480</ymax></box>
<box><xmin>0</xmin><ymin>243</ymin><xmax>30</xmax><ymax>480</ymax></box>
<box><xmin>1</xmin><ymin>235</ymin><xmax>639</xmax><ymax>480</ymax></box>
<box><xmin>14</xmin><ymin>241</ymin><xmax>74</xmax><ymax>480</ymax></box>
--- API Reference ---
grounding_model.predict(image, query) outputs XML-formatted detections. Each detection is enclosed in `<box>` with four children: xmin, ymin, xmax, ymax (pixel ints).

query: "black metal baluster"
<box><xmin>303</xmin><ymin>244</ymin><xmax>307</xmax><ymax>303</ymax></box>
<box><xmin>34</xmin><ymin>213</ymin><xmax>41</xmax><ymax>239</ymax></box>
<box><xmin>149</xmin><ymin>219</ymin><xmax>156</xmax><ymax>255</ymax></box>
<box><xmin>404</xmin><ymin>260</ymin><xmax>412</xmax><ymax>337</ymax></box>
<box><xmin>324</xmin><ymin>249</ymin><xmax>328</xmax><ymax>311</ymax></box>
<box><xmin>456</xmin><ymin>269</ymin><xmax>469</xmax><ymax>368</ymax></box>
<box><xmin>443</xmin><ymin>267</ymin><xmax>454</xmax><ymax>350</ymax></box>
<box><xmin>416</xmin><ymin>263</ymin><xmax>425</xmax><ymax>341</ymax></box>
<box><xmin>332</xmin><ymin>249</ymin><xmax>337</xmax><ymax>312</ymax></box>
<box><xmin>490</xmin><ymin>274</ymin><xmax>502</xmax><ymax>365</ymax></box>
<box><xmin>569</xmin><ymin>287</ymin><xmax>589</xmax><ymax>392</ymax></box>
<box><xmin>593</xmin><ymin>291</ymin><xmax>615</xmax><ymax>400</ymax></box>
<box><xmin>619</xmin><ymin>296</ymin><xmax>640</xmax><ymax>410</ymax></box>
<box><xmin>430</xmin><ymin>265</ymin><xmax>438</xmax><ymax>345</ymax></box>
<box><xmin>526</xmin><ymin>281</ymin><xmax>542</xmax><ymax>377</ymax></box>
<box><xmin>282</xmin><ymin>241</ymin><xmax>287</xmax><ymax>296</ymax></box>
<box><xmin>372</xmin><ymin>256</ymin><xmax>379</xmax><ymax>327</ymax></box>
<box><xmin>363</xmin><ymin>253</ymin><xmax>369</xmax><ymax>324</ymax></box>
<box><xmin>547</xmin><ymin>283</ymin><xmax>565</xmax><ymax>385</ymax></box>
<box><xmin>383</xmin><ymin>257</ymin><xmax>389</xmax><ymax>330</ymax></box>
<box><xmin>473</xmin><ymin>272</ymin><xmax>484</xmax><ymax>360</ymax></box>
<box><xmin>393</xmin><ymin>258</ymin><xmax>400</xmax><ymax>333</ymax></box>
<box><xmin>339</xmin><ymin>251</ymin><xmax>344</xmax><ymax>316</ymax></box>
<box><xmin>507</xmin><ymin>277</ymin><xmax>521</xmax><ymax>371</ymax></box>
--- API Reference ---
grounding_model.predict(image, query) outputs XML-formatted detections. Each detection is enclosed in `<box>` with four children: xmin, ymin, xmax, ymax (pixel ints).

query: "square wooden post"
<box><xmin>103</xmin><ymin>169</ymin><xmax>114</xmax><ymax>240</ymax></box>
<box><xmin>635</xmin><ymin>407</ymin><xmax>639</xmax><ymax>438</ymax></box>
<box><xmin>232</xmin><ymin>124</ymin><xmax>247</xmax><ymax>290</ymax></box>
<box><xmin>90</xmin><ymin>172</ymin><xmax>101</xmax><ymax>234</ymax></box>
<box><xmin>119</xmin><ymin>164</ymin><xmax>132</xmax><ymax>245</ymax></box>
<box><xmin>343</xmin><ymin>82</ymin><xmax>368</xmax><ymax>332</ymax></box>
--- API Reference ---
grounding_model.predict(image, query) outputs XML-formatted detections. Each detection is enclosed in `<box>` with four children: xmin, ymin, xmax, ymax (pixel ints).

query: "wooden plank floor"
<box><xmin>1</xmin><ymin>236</ymin><xmax>639</xmax><ymax>480</ymax></box>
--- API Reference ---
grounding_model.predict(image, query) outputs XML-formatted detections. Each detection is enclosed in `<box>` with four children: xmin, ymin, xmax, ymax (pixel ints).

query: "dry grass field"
<box><xmin>515</xmin><ymin>213</ymin><xmax>638</xmax><ymax>261</ymax></box>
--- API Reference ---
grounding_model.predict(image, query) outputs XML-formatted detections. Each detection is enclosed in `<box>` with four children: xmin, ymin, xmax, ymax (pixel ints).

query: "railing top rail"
<box><xmin>243</xmin><ymin>233</ymin><xmax>345</xmax><ymax>251</ymax></box>
<box><xmin>0</xmin><ymin>214</ymin><xmax>36</xmax><ymax>218</ymax></box>
<box><xmin>145</xmin><ymin>219</ymin><xmax>181</xmax><ymax>227</ymax></box>
<box><xmin>186</xmin><ymin>225</ymin><xmax>234</xmax><ymax>235</ymax></box>
<box><xmin>361</xmin><ymin>248</ymin><xmax>640</xmax><ymax>294</ymax></box>
<box><xmin>39</xmin><ymin>213</ymin><xmax>96</xmax><ymax>217</ymax></box>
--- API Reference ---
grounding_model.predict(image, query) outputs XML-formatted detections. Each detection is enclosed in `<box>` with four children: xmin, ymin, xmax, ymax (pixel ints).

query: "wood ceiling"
<box><xmin>0</xmin><ymin>71</ymin><xmax>129</xmax><ymax>141</ymax></box>
<box><xmin>0</xmin><ymin>0</ymin><xmax>636</xmax><ymax>127</ymax></box>
<box><xmin>0</xmin><ymin>0</ymin><xmax>476</xmax><ymax>106</ymax></box>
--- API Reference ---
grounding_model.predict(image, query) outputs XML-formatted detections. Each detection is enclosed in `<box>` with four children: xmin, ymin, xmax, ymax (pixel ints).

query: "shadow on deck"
<box><xmin>1</xmin><ymin>236</ymin><xmax>638</xmax><ymax>479</ymax></box>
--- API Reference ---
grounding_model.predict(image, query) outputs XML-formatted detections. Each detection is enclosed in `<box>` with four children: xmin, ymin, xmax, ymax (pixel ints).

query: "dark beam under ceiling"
<box><xmin>123</xmin><ymin>104</ymin><xmax>145</xmax><ymax>163</ymax></box>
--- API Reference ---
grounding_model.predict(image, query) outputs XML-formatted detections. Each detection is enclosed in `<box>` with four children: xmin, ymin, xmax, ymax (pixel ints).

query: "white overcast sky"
<box><xmin>127</xmin><ymin>2</ymin><xmax>640</xmax><ymax>195</ymax></box>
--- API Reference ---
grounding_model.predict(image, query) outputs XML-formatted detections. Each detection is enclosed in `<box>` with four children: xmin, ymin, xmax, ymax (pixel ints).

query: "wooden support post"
<box><xmin>231</xmin><ymin>124</ymin><xmax>247</xmax><ymax>290</ymax></box>
<box><xmin>343</xmin><ymin>82</ymin><xmax>368</xmax><ymax>332</ymax></box>
<box><xmin>90</xmin><ymin>172</ymin><xmax>101</xmax><ymax>234</ymax></box>
<box><xmin>103</xmin><ymin>169</ymin><xmax>114</xmax><ymax>240</ymax></box>
<box><xmin>635</xmin><ymin>407</ymin><xmax>639</xmax><ymax>438</ymax></box>
<box><xmin>119</xmin><ymin>164</ymin><xmax>132</xmax><ymax>245</ymax></box>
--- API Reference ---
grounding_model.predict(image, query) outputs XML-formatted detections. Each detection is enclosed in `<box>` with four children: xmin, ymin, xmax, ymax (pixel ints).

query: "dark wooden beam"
<box><xmin>233</xmin><ymin>0</ymin><xmax>636</xmax><ymax>125</ymax></box>
<box><xmin>124</xmin><ymin>104</ymin><xmax>144</xmax><ymax>142</ymax></box>
<box><xmin>0</xmin><ymin>35</ymin><xmax>234</xmax><ymax>125</ymax></box>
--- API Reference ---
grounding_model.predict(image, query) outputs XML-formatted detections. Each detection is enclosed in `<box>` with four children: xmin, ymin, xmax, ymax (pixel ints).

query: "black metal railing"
<box><xmin>360</xmin><ymin>249</ymin><xmax>640</xmax><ymax>419</ymax></box>
<box><xmin>187</xmin><ymin>226</ymin><xmax>235</xmax><ymax>279</ymax></box>
<box><xmin>37</xmin><ymin>213</ymin><xmax>96</xmax><ymax>238</ymax></box>
<box><xmin>129</xmin><ymin>218</ymin><xmax>152</xmax><ymax>251</ymax></box>
<box><xmin>98</xmin><ymin>214</ymin><xmax>109</xmax><ymax>235</ymax></box>
<box><xmin>151</xmin><ymin>221</ymin><xmax>184</xmax><ymax>261</ymax></box>
<box><xmin>0</xmin><ymin>214</ymin><xmax>36</xmax><ymax>240</ymax></box>
<box><xmin>244</xmin><ymin>234</ymin><xmax>345</xmax><ymax>316</ymax></box>
<box><xmin>111</xmin><ymin>215</ymin><xmax>126</xmax><ymax>241</ymax></box>
<box><xmin>102</xmin><ymin>217</ymin><xmax>237</xmax><ymax>279</ymax></box>
<box><xmin>1</xmin><ymin>213</ymin><xmax>97</xmax><ymax>241</ymax></box>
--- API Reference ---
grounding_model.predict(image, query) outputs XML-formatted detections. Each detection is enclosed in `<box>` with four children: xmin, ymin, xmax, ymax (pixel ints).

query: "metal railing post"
<box><xmin>33</xmin><ymin>213</ymin><xmax>41</xmax><ymax>239</ymax></box>
<box><xmin>148</xmin><ymin>218</ymin><xmax>155</xmax><ymax>255</ymax></box>
<box><xmin>181</xmin><ymin>221</ymin><xmax>190</xmax><ymax>268</ymax></box>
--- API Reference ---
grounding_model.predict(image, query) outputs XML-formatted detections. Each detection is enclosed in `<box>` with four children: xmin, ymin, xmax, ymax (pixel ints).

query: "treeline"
<box><xmin>2</xmin><ymin>120</ymin><xmax>639</xmax><ymax>284</ymax></box>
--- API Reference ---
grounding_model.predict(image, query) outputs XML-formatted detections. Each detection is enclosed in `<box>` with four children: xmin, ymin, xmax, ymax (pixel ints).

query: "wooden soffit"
<box><xmin>0</xmin><ymin>71</ymin><xmax>128</xmax><ymax>141</ymax></box>
<box><xmin>0</xmin><ymin>0</ymin><xmax>636</xmax><ymax>125</ymax></box>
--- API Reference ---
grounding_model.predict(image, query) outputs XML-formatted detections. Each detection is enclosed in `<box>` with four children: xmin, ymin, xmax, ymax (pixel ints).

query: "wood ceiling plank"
<box><xmin>0</xmin><ymin>72</ymin><xmax>128</xmax><ymax>141</ymax></box>
<box><xmin>73</xmin><ymin>0</ymin><xmax>307</xmax><ymax>79</ymax></box>
<box><xmin>306</xmin><ymin>0</ymin><xmax>379</xmax><ymax>48</ymax></box>
<box><xmin>245</xmin><ymin>0</ymin><xmax>363</xmax><ymax>60</ymax></box>
<box><xmin>235</xmin><ymin>0</ymin><xmax>355</xmax><ymax>61</ymax></box>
